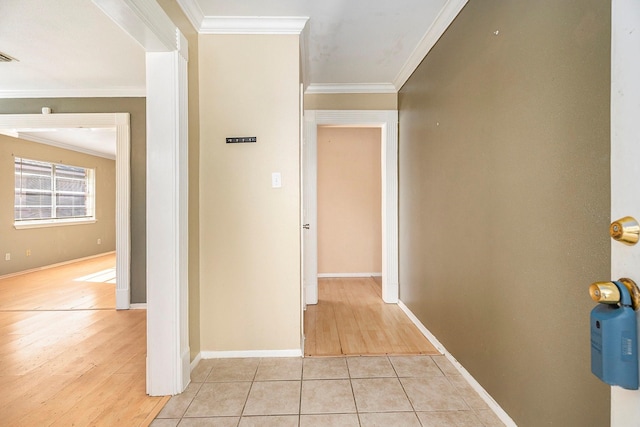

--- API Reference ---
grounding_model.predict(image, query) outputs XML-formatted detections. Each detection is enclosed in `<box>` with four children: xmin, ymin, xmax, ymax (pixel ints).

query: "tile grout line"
<box><xmin>345</xmin><ymin>355</ymin><xmax>364</xmax><ymax>427</ymax></box>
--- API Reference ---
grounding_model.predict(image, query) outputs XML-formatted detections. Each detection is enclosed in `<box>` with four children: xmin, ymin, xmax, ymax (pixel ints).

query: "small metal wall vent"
<box><xmin>0</xmin><ymin>52</ymin><xmax>17</xmax><ymax>62</ymax></box>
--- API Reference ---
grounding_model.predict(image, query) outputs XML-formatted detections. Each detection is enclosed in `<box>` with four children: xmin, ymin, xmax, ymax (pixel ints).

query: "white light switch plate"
<box><xmin>272</xmin><ymin>172</ymin><xmax>282</xmax><ymax>188</ymax></box>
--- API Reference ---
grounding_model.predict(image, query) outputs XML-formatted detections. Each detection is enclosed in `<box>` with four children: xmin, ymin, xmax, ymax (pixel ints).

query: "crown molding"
<box><xmin>393</xmin><ymin>0</ymin><xmax>469</xmax><ymax>91</ymax></box>
<box><xmin>0</xmin><ymin>88</ymin><xmax>146</xmax><ymax>99</ymax></box>
<box><xmin>175</xmin><ymin>0</ymin><xmax>205</xmax><ymax>31</ymax></box>
<box><xmin>305</xmin><ymin>83</ymin><xmax>397</xmax><ymax>95</ymax></box>
<box><xmin>200</xmin><ymin>16</ymin><xmax>309</xmax><ymax>35</ymax></box>
<box><xmin>92</xmin><ymin>0</ymin><xmax>178</xmax><ymax>52</ymax></box>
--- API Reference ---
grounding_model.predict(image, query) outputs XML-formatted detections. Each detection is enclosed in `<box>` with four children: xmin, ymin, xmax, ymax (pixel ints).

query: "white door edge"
<box><xmin>610</xmin><ymin>0</ymin><xmax>640</xmax><ymax>425</ymax></box>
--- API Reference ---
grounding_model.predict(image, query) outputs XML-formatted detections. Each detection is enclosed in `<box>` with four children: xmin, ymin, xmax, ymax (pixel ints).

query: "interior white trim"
<box><xmin>145</xmin><ymin>49</ymin><xmax>190</xmax><ymax>396</ymax></box>
<box><xmin>92</xmin><ymin>0</ymin><xmax>178</xmax><ymax>52</ymax></box>
<box><xmin>318</xmin><ymin>273</ymin><xmax>382</xmax><ymax>278</ymax></box>
<box><xmin>130</xmin><ymin>303</ymin><xmax>148</xmax><ymax>309</ymax></box>
<box><xmin>0</xmin><ymin>88</ymin><xmax>146</xmax><ymax>99</ymax></box>
<box><xmin>305</xmin><ymin>83</ymin><xmax>397</xmax><ymax>95</ymax></box>
<box><xmin>397</xmin><ymin>300</ymin><xmax>517</xmax><ymax>427</ymax></box>
<box><xmin>0</xmin><ymin>113</ymin><xmax>131</xmax><ymax>310</ymax></box>
<box><xmin>304</xmin><ymin>110</ymin><xmax>399</xmax><ymax>304</ymax></box>
<box><xmin>200</xmin><ymin>16</ymin><xmax>309</xmax><ymax>35</ymax></box>
<box><xmin>14</xmin><ymin>218</ymin><xmax>97</xmax><ymax>230</ymax></box>
<box><xmin>175</xmin><ymin>0</ymin><xmax>205</xmax><ymax>31</ymax></box>
<box><xmin>393</xmin><ymin>0</ymin><xmax>469</xmax><ymax>90</ymax></box>
<box><xmin>96</xmin><ymin>0</ymin><xmax>190</xmax><ymax>397</ymax></box>
<box><xmin>190</xmin><ymin>352</ymin><xmax>202</xmax><ymax>372</ymax></box>
<box><xmin>201</xmin><ymin>349</ymin><xmax>303</xmax><ymax>359</ymax></box>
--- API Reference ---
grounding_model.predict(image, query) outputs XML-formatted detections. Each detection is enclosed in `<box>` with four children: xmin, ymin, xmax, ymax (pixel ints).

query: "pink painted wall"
<box><xmin>317</xmin><ymin>126</ymin><xmax>382</xmax><ymax>275</ymax></box>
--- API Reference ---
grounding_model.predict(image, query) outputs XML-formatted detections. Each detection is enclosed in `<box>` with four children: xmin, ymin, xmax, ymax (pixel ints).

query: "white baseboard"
<box><xmin>318</xmin><ymin>272</ymin><xmax>382</xmax><ymax>278</ymax></box>
<box><xmin>397</xmin><ymin>300</ymin><xmax>517</xmax><ymax>427</ymax></box>
<box><xmin>182</xmin><ymin>347</ymin><xmax>191</xmax><ymax>388</ymax></box>
<box><xmin>0</xmin><ymin>251</ymin><xmax>116</xmax><ymax>280</ymax></box>
<box><xmin>190</xmin><ymin>352</ymin><xmax>202</xmax><ymax>372</ymax></box>
<box><xmin>129</xmin><ymin>303</ymin><xmax>147</xmax><ymax>310</ymax></box>
<box><xmin>200</xmin><ymin>349</ymin><xmax>303</xmax><ymax>359</ymax></box>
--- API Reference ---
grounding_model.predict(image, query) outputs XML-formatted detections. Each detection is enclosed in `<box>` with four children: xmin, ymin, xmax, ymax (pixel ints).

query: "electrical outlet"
<box><xmin>97</xmin><ymin>238</ymin><xmax>102</xmax><ymax>245</ymax></box>
<box><xmin>26</xmin><ymin>249</ymin><xmax>31</xmax><ymax>257</ymax></box>
<box><xmin>5</xmin><ymin>253</ymin><xmax>10</xmax><ymax>261</ymax></box>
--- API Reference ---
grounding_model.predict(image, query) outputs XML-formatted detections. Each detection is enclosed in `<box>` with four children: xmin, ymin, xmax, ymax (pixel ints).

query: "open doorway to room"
<box><xmin>0</xmin><ymin>113</ymin><xmax>130</xmax><ymax>309</ymax></box>
<box><xmin>303</xmin><ymin>122</ymin><xmax>437</xmax><ymax>357</ymax></box>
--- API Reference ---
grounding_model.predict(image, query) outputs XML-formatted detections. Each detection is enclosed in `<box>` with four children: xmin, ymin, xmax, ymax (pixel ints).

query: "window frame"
<box><xmin>13</xmin><ymin>157</ymin><xmax>96</xmax><ymax>229</ymax></box>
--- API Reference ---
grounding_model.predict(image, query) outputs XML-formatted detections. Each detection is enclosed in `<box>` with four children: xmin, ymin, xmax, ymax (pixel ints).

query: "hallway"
<box><xmin>304</xmin><ymin>277</ymin><xmax>438</xmax><ymax>356</ymax></box>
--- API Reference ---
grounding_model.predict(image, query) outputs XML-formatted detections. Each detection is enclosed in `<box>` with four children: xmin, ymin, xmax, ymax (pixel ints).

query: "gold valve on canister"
<box><xmin>610</xmin><ymin>216</ymin><xmax>640</xmax><ymax>245</ymax></box>
<box><xmin>589</xmin><ymin>281</ymin><xmax>621</xmax><ymax>304</ymax></box>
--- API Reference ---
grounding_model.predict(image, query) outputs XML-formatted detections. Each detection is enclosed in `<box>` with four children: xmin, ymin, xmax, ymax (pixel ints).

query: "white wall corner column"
<box><xmin>115</xmin><ymin>113</ymin><xmax>131</xmax><ymax>310</ymax></box>
<box><xmin>303</xmin><ymin>110</ymin><xmax>399</xmax><ymax>305</ymax></box>
<box><xmin>611</xmin><ymin>1</ymin><xmax>640</xmax><ymax>426</ymax></box>
<box><xmin>145</xmin><ymin>31</ymin><xmax>190</xmax><ymax>396</ymax></box>
<box><xmin>93</xmin><ymin>0</ymin><xmax>191</xmax><ymax>397</ymax></box>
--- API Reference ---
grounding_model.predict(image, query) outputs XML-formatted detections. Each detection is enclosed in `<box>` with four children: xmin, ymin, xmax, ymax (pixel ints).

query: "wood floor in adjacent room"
<box><xmin>304</xmin><ymin>277</ymin><xmax>440</xmax><ymax>357</ymax></box>
<box><xmin>0</xmin><ymin>253</ymin><xmax>167</xmax><ymax>427</ymax></box>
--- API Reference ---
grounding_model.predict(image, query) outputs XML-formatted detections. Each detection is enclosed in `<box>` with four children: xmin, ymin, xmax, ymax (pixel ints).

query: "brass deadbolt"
<box><xmin>589</xmin><ymin>282</ymin><xmax>621</xmax><ymax>304</ymax></box>
<box><xmin>610</xmin><ymin>216</ymin><xmax>639</xmax><ymax>245</ymax></box>
<box><xmin>590</xmin><ymin>278</ymin><xmax>640</xmax><ymax>311</ymax></box>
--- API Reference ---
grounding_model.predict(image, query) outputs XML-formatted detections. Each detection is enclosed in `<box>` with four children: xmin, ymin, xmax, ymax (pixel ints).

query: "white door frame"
<box><xmin>93</xmin><ymin>0</ymin><xmax>190</xmax><ymax>396</ymax></box>
<box><xmin>303</xmin><ymin>110</ymin><xmax>399</xmax><ymax>304</ymax></box>
<box><xmin>610</xmin><ymin>1</ymin><xmax>640</xmax><ymax>425</ymax></box>
<box><xmin>0</xmin><ymin>113</ymin><xmax>131</xmax><ymax>308</ymax></box>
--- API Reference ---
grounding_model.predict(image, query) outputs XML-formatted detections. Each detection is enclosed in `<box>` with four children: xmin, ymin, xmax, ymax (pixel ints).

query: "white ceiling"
<box><xmin>0</xmin><ymin>0</ymin><xmax>462</xmax><ymax>154</ymax></box>
<box><xmin>0</xmin><ymin>0</ymin><xmax>146</xmax><ymax>98</ymax></box>
<box><xmin>187</xmin><ymin>0</ymin><xmax>449</xmax><ymax>90</ymax></box>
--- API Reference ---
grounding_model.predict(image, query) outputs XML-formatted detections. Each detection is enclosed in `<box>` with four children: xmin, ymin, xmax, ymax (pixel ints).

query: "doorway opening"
<box><xmin>302</xmin><ymin>110</ymin><xmax>437</xmax><ymax>356</ymax></box>
<box><xmin>0</xmin><ymin>113</ymin><xmax>130</xmax><ymax>308</ymax></box>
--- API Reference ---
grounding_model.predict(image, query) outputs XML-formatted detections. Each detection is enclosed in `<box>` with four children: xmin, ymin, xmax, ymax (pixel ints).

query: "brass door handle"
<box><xmin>610</xmin><ymin>216</ymin><xmax>639</xmax><ymax>245</ymax></box>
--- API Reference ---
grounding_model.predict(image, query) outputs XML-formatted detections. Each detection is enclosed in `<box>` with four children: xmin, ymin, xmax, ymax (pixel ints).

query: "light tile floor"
<box><xmin>151</xmin><ymin>355</ymin><xmax>506</xmax><ymax>427</ymax></box>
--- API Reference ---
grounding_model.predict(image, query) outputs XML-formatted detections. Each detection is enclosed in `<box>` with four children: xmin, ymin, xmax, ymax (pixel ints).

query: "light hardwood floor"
<box><xmin>304</xmin><ymin>277</ymin><xmax>439</xmax><ymax>356</ymax></box>
<box><xmin>0</xmin><ymin>254</ymin><xmax>168</xmax><ymax>427</ymax></box>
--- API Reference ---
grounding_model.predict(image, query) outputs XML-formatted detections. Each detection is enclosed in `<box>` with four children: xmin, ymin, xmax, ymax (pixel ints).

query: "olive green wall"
<box><xmin>0</xmin><ymin>135</ymin><xmax>115</xmax><ymax>274</ymax></box>
<box><xmin>0</xmin><ymin>98</ymin><xmax>147</xmax><ymax>303</ymax></box>
<box><xmin>398</xmin><ymin>1</ymin><xmax>610</xmax><ymax>426</ymax></box>
<box><xmin>304</xmin><ymin>93</ymin><xmax>397</xmax><ymax>110</ymax></box>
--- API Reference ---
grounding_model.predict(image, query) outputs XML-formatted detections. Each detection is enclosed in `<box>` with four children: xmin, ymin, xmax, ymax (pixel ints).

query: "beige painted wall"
<box><xmin>158</xmin><ymin>0</ymin><xmax>201</xmax><ymax>361</ymax></box>
<box><xmin>0</xmin><ymin>135</ymin><xmax>115</xmax><ymax>275</ymax></box>
<box><xmin>304</xmin><ymin>93</ymin><xmax>397</xmax><ymax>110</ymax></box>
<box><xmin>0</xmin><ymin>98</ymin><xmax>147</xmax><ymax>302</ymax></box>
<box><xmin>199</xmin><ymin>34</ymin><xmax>301</xmax><ymax>352</ymax></box>
<box><xmin>317</xmin><ymin>127</ymin><xmax>381</xmax><ymax>275</ymax></box>
<box><xmin>398</xmin><ymin>1</ymin><xmax>610</xmax><ymax>426</ymax></box>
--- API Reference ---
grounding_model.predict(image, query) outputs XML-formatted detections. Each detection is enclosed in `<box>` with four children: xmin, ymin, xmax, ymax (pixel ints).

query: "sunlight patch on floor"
<box><xmin>74</xmin><ymin>268</ymin><xmax>116</xmax><ymax>283</ymax></box>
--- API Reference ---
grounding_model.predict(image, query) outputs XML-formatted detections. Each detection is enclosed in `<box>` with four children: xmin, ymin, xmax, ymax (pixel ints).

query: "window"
<box><xmin>14</xmin><ymin>157</ymin><xmax>95</xmax><ymax>228</ymax></box>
